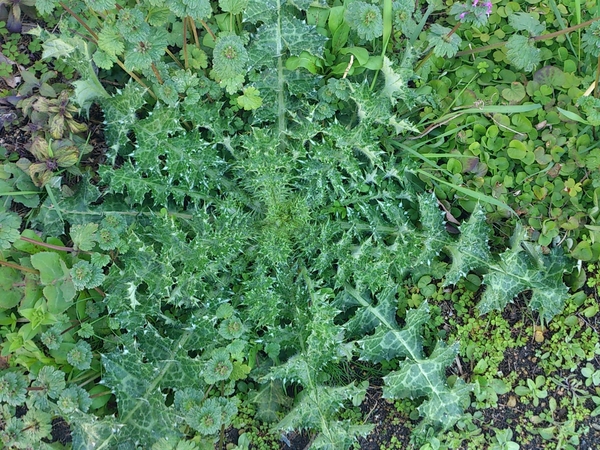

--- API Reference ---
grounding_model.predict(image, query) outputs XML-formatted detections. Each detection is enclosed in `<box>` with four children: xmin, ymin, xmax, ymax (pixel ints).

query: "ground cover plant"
<box><xmin>0</xmin><ymin>0</ymin><xmax>600</xmax><ymax>449</ymax></box>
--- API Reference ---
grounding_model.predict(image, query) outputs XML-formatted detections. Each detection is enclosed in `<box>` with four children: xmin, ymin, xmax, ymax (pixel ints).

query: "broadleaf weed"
<box><xmin>5</xmin><ymin>0</ymin><xmax>600</xmax><ymax>448</ymax></box>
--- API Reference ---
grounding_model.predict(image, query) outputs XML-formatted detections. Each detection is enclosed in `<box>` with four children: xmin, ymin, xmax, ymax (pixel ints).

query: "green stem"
<box><xmin>0</xmin><ymin>259</ymin><xmax>39</xmax><ymax>274</ymax></box>
<box><xmin>19</xmin><ymin>235</ymin><xmax>82</xmax><ymax>254</ymax></box>
<box><xmin>183</xmin><ymin>17</ymin><xmax>189</xmax><ymax>70</ymax></box>
<box><xmin>595</xmin><ymin>54</ymin><xmax>600</xmax><ymax>98</ymax></box>
<box><xmin>0</xmin><ymin>191</ymin><xmax>40</xmax><ymax>196</ymax></box>
<box><xmin>370</xmin><ymin>0</ymin><xmax>393</xmax><ymax>91</ymax></box>
<box><xmin>59</xmin><ymin>1</ymin><xmax>98</xmax><ymax>41</ymax></box>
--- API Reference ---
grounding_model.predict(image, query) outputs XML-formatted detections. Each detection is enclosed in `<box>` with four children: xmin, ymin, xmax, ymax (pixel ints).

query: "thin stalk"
<box><xmin>218</xmin><ymin>380</ymin><xmax>226</xmax><ymax>450</ymax></box>
<box><xmin>416</xmin><ymin>21</ymin><xmax>462</xmax><ymax>72</ymax></box>
<box><xmin>595</xmin><ymin>54</ymin><xmax>600</xmax><ymax>98</ymax></box>
<box><xmin>19</xmin><ymin>236</ymin><xmax>82</xmax><ymax>254</ymax></box>
<box><xmin>151</xmin><ymin>63</ymin><xmax>164</xmax><ymax>84</ymax></box>
<box><xmin>189</xmin><ymin>18</ymin><xmax>200</xmax><ymax>48</ymax></box>
<box><xmin>0</xmin><ymin>259</ymin><xmax>39</xmax><ymax>274</ymax></box>
<box><xmin>59</xmin><ymin>1</ymin><xmax>98</xmax><ymax>42</ymax></box>
<box><xmin>113</xmin><ymin>59</ymin><xmax>157</xmax><ymax>99</ymax></box>
<box><xmin>90</xmin><ymin>390</ymin><xmax>112</xmax><ymax>399</ymax></box>
<box><xmin>199</xmin><ymin>19</ymin><xmax>216</xmax><ymax>41</ymax></box>
<box><xmin>0</xmin><ymin>191</ymin><xmax>40</xmax><ymax>196</ymax></box>
<box><xmin>370</xmin><ymin>0</ymin><xmax>393</xmax><ymax>91</ymax></box>
<box><xmin>456</xmin><ymin>17</ymin><xmax>600</xmax><ymax>57</ymax></box>
<box><xmin>183</xmin><ymin>17</ymin><xmax>189</xmax><ymax>70</ymax></box>
<box><xmin>165</xmin><ymin>48</ymin><xmax>185</xmax><ymax>69</ymax></box>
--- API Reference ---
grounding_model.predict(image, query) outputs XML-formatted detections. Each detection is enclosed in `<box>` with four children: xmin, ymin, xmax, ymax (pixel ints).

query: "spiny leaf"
<box><xmin>444</xmin><ymin>204</ymin><xmax>492</xmax><ymax>285</ymax></box>
<box><xmin>480</xmin><ymin>243</ymin><xmax>570</xmax><ymax>321</ymax></box>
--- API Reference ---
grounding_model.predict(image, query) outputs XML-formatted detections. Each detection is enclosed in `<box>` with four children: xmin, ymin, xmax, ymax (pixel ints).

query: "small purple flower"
<box><xmin>472</xmin><ymin>0</ymin><xmax>479</xmax><ymax>5</ymax></box>
<box><xmin>460</xmin><ymin>11</ymin><xmax>467</xmax><ymax>18</ymax></box>
<box><xmin>484</xmin><ymin>1</ymin><xmax>492</xmax><ymax>15</ymax></box>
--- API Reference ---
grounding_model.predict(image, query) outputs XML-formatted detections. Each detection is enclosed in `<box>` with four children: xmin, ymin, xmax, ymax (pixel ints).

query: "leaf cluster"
<box><xmin>1</xmin><ymin>0</ymin><xmax>586</xmax><ymax>448</ymax></box>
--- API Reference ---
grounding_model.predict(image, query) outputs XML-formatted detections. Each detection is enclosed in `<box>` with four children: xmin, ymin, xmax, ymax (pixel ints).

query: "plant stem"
<box><xmin>416</xmin><ymin>21</ymin><xmax>462</xmax><ymax>72</ymax></box>
<box><xmin>113</xmin><ymin>59</ymin><xmax>157</xmax><ymax>100</ymax></box>
<box><xmin>0</xmin><ymin>259</ymin><xmax>38</xmax><ymax>274</ymax></box>
<box><xmin>59</xmin><ymin>2</ymin><xmax>98</xmax><ymax>42</ymax></box>
<box><xmin>456</xmin><ymin>17</ymin><xmax>600</xmax><ymax>57</ymax></box>
<box><xmin>595</xmin><ymin>54</ymin><xmax>600</xmax><ymax>98</ymax></box>
<box><xmin>151</xmin><ymin>63</ymin><xmax>164</xmax><ymax>84</ymax></box>
<box><xmin>165</xmin><ymin>48</ymin><xmax>185</xmax><ymax>69</ymax></box>
<box><xmin>199</xmin><ymin>19</ymin><xmax>216</xmax><ymax>41</ymax></box>
<box><xmin>19</xmin><ymin>236</ymin><xmax>79</xmax><ymax>253</ymax></box>
<box><xmin>183</xmin><ymin>17</ymin><xmax>189</xmax><ymax>70</ymax></box>
<box><xmin>189</xmin><ymin>19</ymin><xmax>200</xmax><ymax>47</ymax></box>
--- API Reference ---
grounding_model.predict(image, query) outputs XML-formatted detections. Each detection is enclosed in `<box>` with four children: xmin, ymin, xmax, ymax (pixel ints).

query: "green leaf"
<box><xmin>247</xmin><ymin>4</ymin><xmax>327</xmax><ymax>69</ymax></box>
<box><xmin>501</xmin><ymin>82</ymin><xmax>526</xmax><ymax>103</ymax></box>
<box><xmin>219</xmin><ymin>0</ymin><xmax>248</xmax><ymax>14</ymax></box>
<box><xmin>276</xmin><ymin>383</ymin><xmax>373</xmax><ymax>449</ymax></box>
<box><xmin>210</xmin><ymin>34</ymin><xmax>248</xmax><ymax>94</ymax></box>
<box><xmin>237</xmin><ymin>86</ymin><xmax>263</xmax><ymax>110</ymax></box>
<box><xmin>101</xmin><ymin>345</ymin><xmax>183</xmax><ymax>447</ymax></box>
<box><xmin>344</xmin><ymin>286</ymin><xmax>471</xmax><ymax>430</ymax></box>
<box><xmin>70</xmin><ymin>223</ymin><xmax>99</xmax><ymax>251</ymax></box>
<box><xmin>480</xmin><ymin>229</ymin><xmax>570</xmax><ymax>321</ymax></box>
<box><xmin>70</xmin><ymin>260</ymin><xmax>105</xmax><ymax>291</ymax></box>
<box><xmin>0</xmin><ymin>372</ymin><xmax>28</xmax><ymax>406</ymax></box>
<box><xmin>250</xmin><ymin>380</ymin><xmax>291</xmax><ymax>423</ymax></box>
<box><xmin>507</xmin><ymin>140</ymin><xmax>528</xmax><ymax>160</ymax></box>
<box><xmin>385</xmin><ymin>345</ymin><xmax>472</xmax><ymax>429</ymax></box>
<box><xmin>508</xmin><ymin>12</ymin><xmax>546</xmax><ymax>36</ymax></box>
<box><xmin>30</xmin><ymin>252</ymin><xmax>76</xmax><ymax>306</ymax></box>
<box><xmin>0</xmin><ymin>267</ymin><xmax>22</xmax><ymax>309</ymax></box>
<box><xmin>83</xmin><ymin>0</ymin><xmax>116</xmax><ymax>12</ymax></box>
<box><xmin>557</xmin><ymin>107</ymin><xmax>589</xmax><ymax>124</ymax></box>
<box><xmin>35</xmin><ymin>0</ymin><xmax>58</xmax><ymax>15</ymax></box>
<box><xmin>0</xmin><ymin>212</ymin><xmax>21</xmax><ymax>250</ymax></box>
<box><xmin>506</xmin><ymin>34</ymin><xmax>540</xmax><ymax>72</ymax></box>
<box><xmin>345</xmin><ymin>1</ymin><xmax>383</xmax><ymax>41</ymax></box>
<box><xmin>444</xmin><ymin>204</ymin><xmax>492</xmax><ymax>285</ymax></box>
<box><xmin>428</xmin><ymin>24</ymin><xmax>462</xmax><ymax>58</ymax></box>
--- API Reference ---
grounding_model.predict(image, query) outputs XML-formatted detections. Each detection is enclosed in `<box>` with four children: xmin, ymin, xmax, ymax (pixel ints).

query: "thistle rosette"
<box><xmin>345</xmin><ymin>1</ymin><xmax>383</xmax><ymax>41</ymax></box>
<box><xmin>210</xmin><ymin>34</ymin><xmax>248</xmax><ymax>94</ymax></box>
